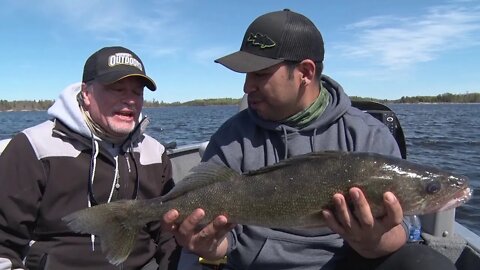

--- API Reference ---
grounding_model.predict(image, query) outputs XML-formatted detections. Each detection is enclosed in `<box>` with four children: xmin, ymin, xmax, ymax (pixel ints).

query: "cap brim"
<box><xmin>96</xmin><ymin>72</ymin><xmax>157</xmax><ymax>91</ymax></box>
<box><xmin>215</xmin><ymin>51</ymin><xmax>284</xmax><ymax>73</ymax></box>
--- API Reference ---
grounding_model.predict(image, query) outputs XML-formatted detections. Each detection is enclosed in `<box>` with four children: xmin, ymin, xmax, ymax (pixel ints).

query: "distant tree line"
<box><xmin>0</xmin><ymin>98</ymin><xmax>242</xmax><ymax>111</ymax></box>
<box><xmin>395</xmin><ymin>93</ymin><xmax>480</xmax><ymax>103</ymax></box>
<box><xmin>143</xmin><ymin>98</ymin><xmax>242</xmax><ymax>107</ymax></box>
<box><xmin>0</xmin><ymin>100</ymin><xmax>54</xmax><ymax>111</ymax></box>
<box><xmin>179</xmin><ymin>98</ymin><xmax>241</xmax><ymax>106</ymax></box>
<box><xmin>1</xmin><ymin>92</ymin><xmax>478</xmax><ymax>112</ymax></box>
<box><xmin>350</xmin><ymin>92</ymin><xmax>480</xmax><ymax>104</ymax></box>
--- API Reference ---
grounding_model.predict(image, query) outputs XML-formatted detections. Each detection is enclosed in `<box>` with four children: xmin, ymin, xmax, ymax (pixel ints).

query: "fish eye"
<box><xmin>426</xmin><ymin>181</ymin><xmax>441</xmax><ymax>194</ymax></box>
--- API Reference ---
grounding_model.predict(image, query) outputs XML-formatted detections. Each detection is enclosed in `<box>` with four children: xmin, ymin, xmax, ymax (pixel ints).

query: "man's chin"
<box><xmin>109</xmin><ymin>123</ymin><xmax>136</xmax><ymax>136</ymax></box>
<box><xmin>254</xmin><ymin>109</ymin><xmax>275</xmax><ymax>121</ymax></box>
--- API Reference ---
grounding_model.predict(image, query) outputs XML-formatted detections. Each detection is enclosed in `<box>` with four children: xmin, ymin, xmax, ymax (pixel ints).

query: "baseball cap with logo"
<box><xmin>82</xmin><ymin>46</ymin><xmax>156</xmax><ymax>91</ymax></box>
<box><xmin>215</xmin><ymin>9</ymin><xmax>324</xmax><ymax>73</ymax></box>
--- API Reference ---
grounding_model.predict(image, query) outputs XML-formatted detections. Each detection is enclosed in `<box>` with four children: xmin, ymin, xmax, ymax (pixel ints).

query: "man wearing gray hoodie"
<box><xmin>0</xmin><ymin>46</ymin><xmax>179</xmax><ymax>269</ymax></box>
<box><xmin>163</xmin><ymin>9</ymin><xmax>456</xmax><ymax>270</ymax></box>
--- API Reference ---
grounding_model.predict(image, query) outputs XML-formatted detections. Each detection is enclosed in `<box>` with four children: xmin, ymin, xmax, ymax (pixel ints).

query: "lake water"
<box><xmin>1</xmin><ymin>103</ymin><xmax>479</xmax><ymax>235</ymax></box>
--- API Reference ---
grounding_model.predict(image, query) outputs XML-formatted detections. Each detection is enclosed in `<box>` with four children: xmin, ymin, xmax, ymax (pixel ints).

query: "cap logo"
<box><xmin>246</xmin><ymin>33</ymin><xmax>276</xmax><ymax>49</ymax></box>
<box><xmin>108</xmin><ymin>53</ymin><xmax>143</xmax><ymax>71</ymax></box>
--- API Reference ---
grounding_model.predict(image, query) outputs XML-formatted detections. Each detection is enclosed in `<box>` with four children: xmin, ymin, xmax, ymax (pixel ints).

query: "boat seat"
<box><xmin>350</xmin><ymin>100</ymin><xmax>407</xmax><ymax>159</ymax></box>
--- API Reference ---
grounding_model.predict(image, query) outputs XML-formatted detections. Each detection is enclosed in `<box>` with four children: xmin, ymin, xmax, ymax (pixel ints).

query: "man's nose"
<box><xmin>123</xmin><ymin>91</ymin><xmax>141</xmax><ymax>104</ymax></box>
<box><xmin>243</xmin><ymin>75</ymin><xmax>256</xmax><ymax>94</ymax></box>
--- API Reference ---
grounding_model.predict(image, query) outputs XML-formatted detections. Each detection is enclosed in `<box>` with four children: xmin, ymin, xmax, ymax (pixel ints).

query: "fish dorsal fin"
<box><xmin>245</xmin><ymin>151</ymin><xmax>345</xmax><ymax>176</ymax></box>
<box><xmin>162</xmin><ymin>162</ymin><xmax>239</xmax><ymax>200</ymax></box>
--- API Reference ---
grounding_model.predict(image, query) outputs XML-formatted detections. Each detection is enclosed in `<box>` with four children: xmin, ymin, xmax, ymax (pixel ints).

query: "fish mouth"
<box><xmin>437</xmin><ymin>187</ymin><xmax>472</xmax><ymax>212</ymax></box>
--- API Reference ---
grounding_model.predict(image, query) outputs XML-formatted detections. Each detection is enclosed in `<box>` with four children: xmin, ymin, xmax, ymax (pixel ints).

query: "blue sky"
<box><xmin>1</xmin><ymin>0</ymin><xmax>479</xmax><ymax>102</ymax></box>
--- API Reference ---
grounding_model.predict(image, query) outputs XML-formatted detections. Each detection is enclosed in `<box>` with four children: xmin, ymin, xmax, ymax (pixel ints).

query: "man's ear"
<box><xmin>297</xmin><ymin>59</ymin><xmax>316</xmax><ymax>86</ymax></box>
<box><xmin>81</xmin><ymin>83</ymin><xmax>91</xmax><ymax>107</ymax></box>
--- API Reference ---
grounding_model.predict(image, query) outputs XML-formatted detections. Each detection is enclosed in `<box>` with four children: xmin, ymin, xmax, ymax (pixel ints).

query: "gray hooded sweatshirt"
<box><xmin>201</xmin><ymin>75</ymin><xmax>402</xmax><ymax>270</ymax></box>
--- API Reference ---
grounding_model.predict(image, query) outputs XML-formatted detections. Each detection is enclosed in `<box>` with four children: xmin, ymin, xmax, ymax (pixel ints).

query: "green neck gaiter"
<box><xmin>282</xmin><ymin>85</ymin><xmax>330</xmax><ymax>128</ymax></box>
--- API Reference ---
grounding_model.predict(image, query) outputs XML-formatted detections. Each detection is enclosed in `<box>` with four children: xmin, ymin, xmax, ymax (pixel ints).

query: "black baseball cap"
<box><xmin>215</xmin><ymin>9</ymin><xmax>324</xmax><ymax>73</ymax></box>
<box><xmin>82</xmin><ymin>46</ymin><xmax>156</xmax><ymax>91</ymax></box>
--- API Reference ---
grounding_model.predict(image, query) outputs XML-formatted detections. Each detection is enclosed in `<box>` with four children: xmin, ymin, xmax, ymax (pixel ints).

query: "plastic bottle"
<box><xmin>407</xmin><ymin>215</ymin><xmax>422</xmax><ymax>242</ymax></box>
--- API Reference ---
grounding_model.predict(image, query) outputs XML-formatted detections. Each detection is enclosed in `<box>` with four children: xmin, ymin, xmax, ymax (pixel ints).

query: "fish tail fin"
<box><xmin>62</xmin><ymin>200</ymin><xmax>143</xmax><ymax>265</ymax></box>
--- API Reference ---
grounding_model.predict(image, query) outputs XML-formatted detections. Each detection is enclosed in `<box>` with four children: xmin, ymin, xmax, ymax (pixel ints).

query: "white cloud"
<box><xmin>12</xmin><ymin>0</ymin><xmax>189</xmax><ymax>58</ymax></box>
<box><xmin>337</xmin><ymin>4</ymin><xmax>480</xmax><ymax>70</ymax></box>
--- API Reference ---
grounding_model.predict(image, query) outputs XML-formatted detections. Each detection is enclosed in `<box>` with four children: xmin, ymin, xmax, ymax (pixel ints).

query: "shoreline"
<box><xmin>2</xmin><ymin>102</ymin><xmax>480</xmax><ymax>113</ymax></box>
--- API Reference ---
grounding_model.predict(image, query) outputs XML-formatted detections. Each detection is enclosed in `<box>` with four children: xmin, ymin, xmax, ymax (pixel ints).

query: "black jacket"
<box><xmin>0</xmin><ymin>83</ymin><xmax>179</xmax><ymax>269</ymax></box>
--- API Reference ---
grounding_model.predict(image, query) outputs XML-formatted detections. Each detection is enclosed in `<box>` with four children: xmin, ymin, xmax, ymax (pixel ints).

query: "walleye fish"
<box><xmin>63</xmin><ymin>151</ymin><xmax>472</xmax><ymax>265</ymax></box>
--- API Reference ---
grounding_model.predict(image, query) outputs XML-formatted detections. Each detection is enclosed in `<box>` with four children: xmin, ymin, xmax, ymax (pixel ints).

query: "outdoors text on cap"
<box><xmin>108</xmin><ymin>53</ymin><xmax>143</xmax><ymax>71</ymax></box>
<box><xmin>247</xmin><ymin>33</ymin><xmax>276</xmax><ymax>49</ymax></box>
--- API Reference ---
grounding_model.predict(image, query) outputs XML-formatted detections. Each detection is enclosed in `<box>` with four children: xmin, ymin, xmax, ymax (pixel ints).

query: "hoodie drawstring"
<box><xmin>311</xmin><ymin>128</ymin><xmax>318</xmax><ymax>152</ymax></box>
<box><xmin>87</xmin><ymin>137</ymin><xmax>121</xmax><ymax>251</ymax></box>
<box><xmin>282</xmin><ymin>127</ymin><xmax>288</xmax><ymax>160</ymax></box>
<box><xmin>278</xmin><ymin>127</ymin><xmax>318</xmax><ymax>162</ymax></box>
<box><xmin>112</xmin><ymin>156</ymin><xmax>120</xmax><ymax>192</ymax></box>
<box><xmin>127</xmin><ymin>141</ymin><xmax>140</xmax><ymax>201</ymax></box>
<box><xmin>87</xmin><ymin>137</ymin><xmax>99</xmax><ymax>251</ymax></box>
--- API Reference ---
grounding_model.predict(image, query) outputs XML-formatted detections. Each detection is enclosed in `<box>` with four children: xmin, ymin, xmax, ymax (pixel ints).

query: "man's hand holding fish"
<box><xmin>163</xmin><ymin>208</ymin><xmax>234</xmax><ymax>261</ymax></box>
<box><xmin>323</xmin><ymin>188</ymin><xmax>406</xmax><ymax>258</ymax></box>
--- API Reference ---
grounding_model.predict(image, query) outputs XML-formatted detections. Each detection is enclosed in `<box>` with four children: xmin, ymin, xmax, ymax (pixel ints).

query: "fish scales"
<box><xmin>63</xmin><ymin>151</ymin><xmax>471</xmax><ymax>265</ymax></box>
<box><xmin>140</xmin><ymin>152</ymin><xmax>388</xmax><ymax>228</ymax></box>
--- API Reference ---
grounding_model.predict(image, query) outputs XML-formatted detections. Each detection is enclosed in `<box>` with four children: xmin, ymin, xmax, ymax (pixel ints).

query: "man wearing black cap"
<box><xmin>164</xmin><ymin>10</ymin><xmax>456</xmax><ymax>270</ymax></box>
<box><xmin>0</xmin><ymin>46</ymin><xmax>179</xmax><ymax>269</ymax></box>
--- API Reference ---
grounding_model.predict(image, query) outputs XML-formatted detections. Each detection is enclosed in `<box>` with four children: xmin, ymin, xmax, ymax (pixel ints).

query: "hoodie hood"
<box><xmin>47</xmin><ymin>82</ymin><xmax>92</xmax><ymax>138</ymax></box>
<box><xmin>244</xmin><ymin>75</ymin><xmax>353</xmax><ymax>160</ymax></box>
<box><xmin>248</xmin><ymin>75</ymin><xmax>350</xmax><ymax>133</ymax></box>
